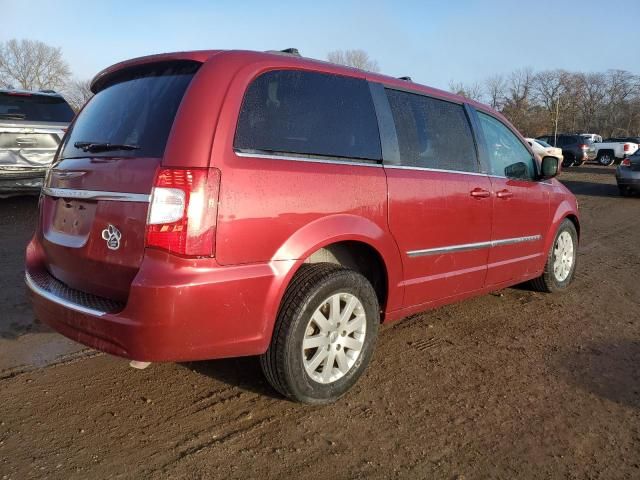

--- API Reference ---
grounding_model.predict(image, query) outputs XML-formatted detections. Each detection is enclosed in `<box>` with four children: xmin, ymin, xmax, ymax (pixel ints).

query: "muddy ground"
<box><xmin>0</xmin><ymin>166</ymin><xmax>638</xmax><ymax>479</ymax></box>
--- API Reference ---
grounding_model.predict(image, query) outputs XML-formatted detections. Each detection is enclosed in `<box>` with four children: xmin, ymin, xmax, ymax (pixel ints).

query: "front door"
<box><xmin>474</xmin><ymin>111</ymin><xmax>550</xmax><ymax>285</ymax></box>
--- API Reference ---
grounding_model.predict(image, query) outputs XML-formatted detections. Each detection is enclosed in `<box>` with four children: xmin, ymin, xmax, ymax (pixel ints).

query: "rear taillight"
<box><xmin>146</xmin><ymin>167</ymin><xmax>220</xmax><ymax>257</ymax></box>
<box><xmin>621</xmin><ymin>158</ymin><xmax>631</xmax><ymax>167</ymax></box>
<box><xmin>578</xmin><ymin>144</ymin><xmax>588</xmax><ymax>150</ymax></box>
<box><xmin>624</xmin><ymin>144</ymin><xmax>631</xmax><ymax>152</ymax></box>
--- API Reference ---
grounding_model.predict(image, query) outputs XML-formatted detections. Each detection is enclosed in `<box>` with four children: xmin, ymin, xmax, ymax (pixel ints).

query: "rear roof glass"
<box><xmin>0</xmin><ymin>93</ymin><xmax>74</xmax><ymax>123</ymax></box>
<box><xmin>61</xmin><ymin>61</ymin><xmax>200</xmax><ymax>159</ymax></box>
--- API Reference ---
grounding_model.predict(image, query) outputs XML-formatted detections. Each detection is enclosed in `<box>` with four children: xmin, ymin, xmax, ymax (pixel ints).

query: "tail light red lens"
<box><xmin>624</xmin><ymin>144</ymin><xmax>630</xmax><ymax>152</ymax></box>
<box><xmin>621</xmin><ymin>158</ymin><xmax>631</xmax><ymax>167</ymax></box>
<box><xmin>146</xmin><ymin>167</ymin><xmax>220</xmax><ymax>257</ymax></box>
<box><xmin>578</xmin><ymin>144</ymin><xmax>588</xmax><ymax>150</ymax></box>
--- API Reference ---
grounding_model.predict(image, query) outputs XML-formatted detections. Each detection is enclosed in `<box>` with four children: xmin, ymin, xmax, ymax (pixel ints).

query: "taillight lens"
<box><xmin>624</xmin><ymin>144</ymin><xmax>630</xmax><ymax>152</ymax></box>
<box><xmin>621</xmin><ymin>158</ymin><xmax>631</xmax><ymax>167</ymax></box>
<box><xmin>578</xmin><ymin>144</ymin><xmax>588</xmax><ymax>150</ymax></box>
<box><xmin>146</xmin><ymin>167</ymin><xmax>220</xmax><ymax>257</ymax></box>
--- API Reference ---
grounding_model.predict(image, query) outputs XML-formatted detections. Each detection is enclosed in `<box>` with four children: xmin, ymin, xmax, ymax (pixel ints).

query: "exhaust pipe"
<box><xmin>129</xmin><ymin>361</ymin><xmax>151</xmax><ymax>370</ymax></box>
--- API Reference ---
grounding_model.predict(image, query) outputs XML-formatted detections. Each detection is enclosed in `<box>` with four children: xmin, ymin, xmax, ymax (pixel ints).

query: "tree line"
<box><xmin>2</xmin><ymin>39</ymin><xmax>637</xmax><ymax>139</ymax></box>
<box><xmin>0</xmin><ymin>39</ymin><xmax>93</xmax><ymax>111</ymax></box>
<box><xmin>450</xmin><ymin>68</ymin><xmax>640</xmax><ymax>138</ymax></box>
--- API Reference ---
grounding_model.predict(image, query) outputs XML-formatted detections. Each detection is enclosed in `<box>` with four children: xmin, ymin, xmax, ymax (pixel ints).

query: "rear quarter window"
<box><xmin>234</xmin><ymin>70</ymin><xmax>382</xmax><ymax>161</ymax></box>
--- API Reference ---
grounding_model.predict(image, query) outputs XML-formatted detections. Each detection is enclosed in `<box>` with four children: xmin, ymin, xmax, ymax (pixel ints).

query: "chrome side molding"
<box><xmin>42</xmin><ymin>187</ymin><xmax>150</xmax><ymax>203</ymax></box>
<box><xmin>407</xmin><ymin>234</ymin><xmax>542</xmax><ymax>258</ymax></box>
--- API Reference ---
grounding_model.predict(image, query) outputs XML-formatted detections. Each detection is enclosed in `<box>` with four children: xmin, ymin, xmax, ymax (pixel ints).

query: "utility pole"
<box><xmin>554</xmin><ymin>96</ymin><xmax>560</xmax><ymax>145</ymax></box>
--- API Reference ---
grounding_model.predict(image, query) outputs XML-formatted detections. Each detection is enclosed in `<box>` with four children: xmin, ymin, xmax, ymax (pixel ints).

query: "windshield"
<box><xmin>0</xmin><ymin>93</ymin><xmax>74</xmax><ymax>122</ymax></box>
<box><xmin>61</xmin><ymin>61</ymin><xmax>200</xmax><ymax>159</ymax></box>
<box><xmin>535</xmin><ymin>139</ymin><xmax>551</xmax><ymax>148</ymax></box>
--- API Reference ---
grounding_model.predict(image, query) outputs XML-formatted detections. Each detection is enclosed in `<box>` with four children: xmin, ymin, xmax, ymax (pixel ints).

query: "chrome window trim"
<box><xmin>407</xmin><ymin>234</ymin><xmax>541</xmax><ymax>257</ymax></box>
<box><xmin>234</xmin><ymin>151</ymin><xmax>383</xmax><ymax>168</ymax></box>
<box><xmin>42</xmin><ymin>187</ymin><xmax>150</xmax><ymax>203</ymax></box>
<box><xmin>25</xmin><ymin>272</ymin><xmax>107</xmax><ymax>317</ymax></box>
<box><xmin>384</xmin><ymin>164</ymin><xmax>488</xmax><ymax>177</ymax></box>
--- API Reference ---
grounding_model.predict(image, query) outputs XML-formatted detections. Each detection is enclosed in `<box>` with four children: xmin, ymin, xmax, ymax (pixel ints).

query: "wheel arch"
<box><xmin>259</xmin><ymin>214</ymin><xmax>404</xmax><ymax>352</ymax></box>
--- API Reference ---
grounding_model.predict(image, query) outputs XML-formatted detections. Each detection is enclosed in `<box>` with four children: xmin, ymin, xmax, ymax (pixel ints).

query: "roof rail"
<box><xmin>398</xmin><ymin>76</ymin><xmax>412</xmax><ymax>81</ymax></box>
<box><xmin>265</xmin><ymin>48</ymin><xmax>301</xmax><ymax>57</ymax></box>
<box><xmin>39</xmin><ymin>89</ymin><xmax>57</xmax><ymax>94</ymax></box>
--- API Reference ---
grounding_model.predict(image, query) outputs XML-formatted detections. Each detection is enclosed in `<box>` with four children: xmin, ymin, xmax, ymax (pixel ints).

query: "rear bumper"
<box><xmin>616</xmin><ymin>168</ymin><xmax>640</xmax><ymax>190</ymax></box>
<box><xmin>0</xmin><ymin>168</ymin><xmax>45</xmax><ymax>195</ymax></box>
<box><xmin>26</xmin><ymin>241</ymin><xmax>292</xmax><ymax>362</ymax></box>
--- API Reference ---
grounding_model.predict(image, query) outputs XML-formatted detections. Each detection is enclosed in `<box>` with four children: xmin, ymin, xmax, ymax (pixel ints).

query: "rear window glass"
<box><xmin>386</xmin><ymin>89</ymin><xmax>478</xmax><ymax>173</ymax></box>
<box><xmin>61</xmin><ymin>61</ymin><xmax>199</xmax><ymax>159</ymax></box>
<box><xmin>0</xmin><ymin>93</ymin><xmax>74</xmax><ymax>122</ymax></box>
<box><xmin>234</xmin><ymin>70</ymin><xmax>381</xmax><ymax>161</ymax></box>
<box><xmin>535</xmin><ymin>139</ymin><xmax>551</xmax><ymax>148</ymax></box>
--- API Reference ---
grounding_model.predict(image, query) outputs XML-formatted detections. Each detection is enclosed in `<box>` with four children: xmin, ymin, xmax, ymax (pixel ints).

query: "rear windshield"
<box><xmin>61</xmin><ymin>61</ymin><xmax>200</xmax><ymax>159</ymax></box>
<box><xmin>535</xmin><ymin>139</ymin><xmax>551</xmax><ymax>148</ymax></box>
<box><xmin>0</xmin><ymin>93</ymin><xmax>74</xmax><ymax>122</ymax></box>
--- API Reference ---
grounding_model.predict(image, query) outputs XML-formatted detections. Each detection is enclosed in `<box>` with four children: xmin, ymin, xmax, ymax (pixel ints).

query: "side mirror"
<box><xmin>541</xmin><ymin>156</ymin><xmax>559</xmax><ymax>179</ymax></box>
<box><xmin>504</xmin><ymin>161</ymin><xmax>528</xmax><ymax>179</ymax></box>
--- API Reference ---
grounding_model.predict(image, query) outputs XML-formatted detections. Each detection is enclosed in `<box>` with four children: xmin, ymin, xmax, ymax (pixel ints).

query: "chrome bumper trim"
<box><xmin>25</xmin><ymin>271</ymin><xmax>108</xmax><ymax>317</ymax></box>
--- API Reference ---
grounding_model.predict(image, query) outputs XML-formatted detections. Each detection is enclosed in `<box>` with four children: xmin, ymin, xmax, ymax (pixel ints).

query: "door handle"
<box><xmin>496</xmin><ymin>189</ymin><xmax>514</xmax><ymax>199</ymax></box>
<box><xmin>470</xmin><ymin>188</ymin><xmax>491</xmax><ymax>198</ymax></box>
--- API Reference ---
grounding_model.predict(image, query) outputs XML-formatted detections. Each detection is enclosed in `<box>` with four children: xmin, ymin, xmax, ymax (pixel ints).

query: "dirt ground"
<box><xmin>0</xmin><ymin>166</ymin><xmax>638</xmax><ymax>479</ymax></box>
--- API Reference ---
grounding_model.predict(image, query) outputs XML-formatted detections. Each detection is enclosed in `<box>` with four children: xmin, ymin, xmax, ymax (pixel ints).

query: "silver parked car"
<box><xmin>0</xmin><ymin>89</ymin><xmax>74</xmax><ymax>197</ymax></box>
<box><xmin>616</xmin><ymin>151</ymin><xmax>640</xmax><ymax>196</ymax></box>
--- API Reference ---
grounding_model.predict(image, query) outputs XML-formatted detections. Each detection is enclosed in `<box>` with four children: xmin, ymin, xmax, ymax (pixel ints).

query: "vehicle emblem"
<box><xmin>101</xmin><ymin>224</ymin><xmax>122</xmax><ymax>250</ymax></box>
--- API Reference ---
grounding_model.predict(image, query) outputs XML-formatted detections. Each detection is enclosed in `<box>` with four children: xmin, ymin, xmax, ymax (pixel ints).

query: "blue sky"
<box><xmin>2</xmin><ymin>0</ymin><xmax>637</xmax><ymax>89</ymax></box>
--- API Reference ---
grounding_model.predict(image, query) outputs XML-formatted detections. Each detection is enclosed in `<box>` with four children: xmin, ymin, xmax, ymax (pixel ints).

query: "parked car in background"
<box><xmin>616</xmin><ymin>150</ymin><xmax>640</xmax><ymax>196</ymax></box>
<box><xmin>526</xmin><ymin>138</ymin><xmax>563</xmax><ymax>164</ymax></box>
<box><xmin>591</xmin><ymin>138</ymin><xmax>638</xmax><ymax>166</ymax></box>
<box><xmin>0</xmin><ymin>89</ymin><xmax>74</xmax><ymax>197</ymax></box>
<box><xmin>604</xmin><ymin>136</ymin><xmax>640</xmax><ymax>147</ymax></box>
<box><xmin>26</xmin><ymin>49</ymin><xmax>579</xmax><ymax>404</ymax></box>
<box><xmin>580</xmin><ymin>133</ymin><xmax>603</xmax><ymax>143</ymax></box>
<box><xmin>536</xmin><ymin>134</ymin><xmax>596</xmax><ymax>167</ymax></box>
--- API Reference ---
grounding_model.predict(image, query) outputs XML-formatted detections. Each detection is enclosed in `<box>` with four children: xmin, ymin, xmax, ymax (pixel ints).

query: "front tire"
<box><xmin>260</xmin><ymin>263</ymin><xmax>379</xmax><ymax>404</ymax></box>
<box><xmin>531</xmin><ymin>219</ymin><xmax>578</xmax><ymax>293</ymax></box>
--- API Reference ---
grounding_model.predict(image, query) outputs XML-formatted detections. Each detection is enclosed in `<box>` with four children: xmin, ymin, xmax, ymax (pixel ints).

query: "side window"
<box><xmin>385</xmin><ymin>89</ymin><xmax>479</xmax><ymax>173</ymax></box>
<box><xmin>477</xmin><ymin>112</ymin><xmax>536</xmax><ymax>181</ymax></box>
<box><xmin>234</xmin><ymin>70</ymin><xmax>381</xmax><ymax>161</ymax></box>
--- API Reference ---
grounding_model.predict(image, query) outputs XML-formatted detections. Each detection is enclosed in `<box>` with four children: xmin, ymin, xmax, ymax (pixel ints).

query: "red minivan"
<box><xmin>26</xmin><ymin>50</ymin><xmax>579</xmax><ymax>403</ymax></box>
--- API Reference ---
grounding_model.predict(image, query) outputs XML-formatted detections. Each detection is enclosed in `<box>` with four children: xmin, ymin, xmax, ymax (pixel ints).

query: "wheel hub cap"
<box><xmin>553</xmin><ymin>231</ymin><xmax>574</xmax><ymax>282</ymax></box>
<box><xmin>302</xmin><ymin>292</ymin><xmax>366</xmax><ymax>384</ymax></box>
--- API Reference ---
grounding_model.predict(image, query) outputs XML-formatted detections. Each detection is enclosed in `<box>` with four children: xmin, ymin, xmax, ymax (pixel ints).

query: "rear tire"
<box><xmin>619</xmin><ymin>185</ymin><xmax>632</xmax><ymax>197</ymax></box>
<box><xmin>260</xmin><ymin>263</ymin><xmax>379</xmax><ymax>404</ymax></box>
<box><xmin>597</xmin><ymin>152</ymin><xmax>615</xmax><ymax>166</ymax></box>
<box><xmin>530</xmin><ymin>219</ymin><xmax>578</xmax><ymax>293</ymax></box>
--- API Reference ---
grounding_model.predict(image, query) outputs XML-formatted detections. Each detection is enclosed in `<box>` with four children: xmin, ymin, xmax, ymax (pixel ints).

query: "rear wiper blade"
<box><xmin>0</xmin><ymin>113</ymin><xmax>26</xmax><ymax>120</ymax></box>
<box><xmin>74</xmin><ymin>141</ymin><xmax>140</xmax><ymax>153</ymax></box>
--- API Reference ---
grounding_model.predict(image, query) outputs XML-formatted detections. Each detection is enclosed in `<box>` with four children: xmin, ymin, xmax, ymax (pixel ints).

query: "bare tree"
<box><xmin>484</xmin><ymin>74</ymin><xmax>506</xmax><ymax>109</ymax></box>
<box><xmin>0</xmin><ymin>39</ymin><xmax>71</xmax><ymax>91</ymax></box>
<box><xmin>448</xmin><ymin>80</ymin><xmax>484</xmax><ymax>102</ymax></box>
<box><xmin>326</xmin><ymin>49</ymin><xmax>380</xmax><ymax>72</ymax></box>
<box><xmin>62</xmin><ymin>78</ymin><xmax>93</xmax><ymax>112</ymax></box>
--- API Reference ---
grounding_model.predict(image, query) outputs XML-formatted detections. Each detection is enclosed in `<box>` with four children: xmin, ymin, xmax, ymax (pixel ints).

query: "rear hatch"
<box><xmin>40</xmin><ymin>61</ymin><xmax>200</xmax><ymax>302</ymax></box>
<box><xmin>0</xmin><ymin>92</ymin><xmax>74</xmax><ymax>175</ymax></box>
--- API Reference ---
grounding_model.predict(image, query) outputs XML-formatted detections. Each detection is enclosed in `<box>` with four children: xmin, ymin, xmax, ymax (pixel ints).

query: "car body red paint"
<box><xmin>26</xmin><ymin>50</ymin><xmax>579</xmax><ymax>362</ymax></box>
